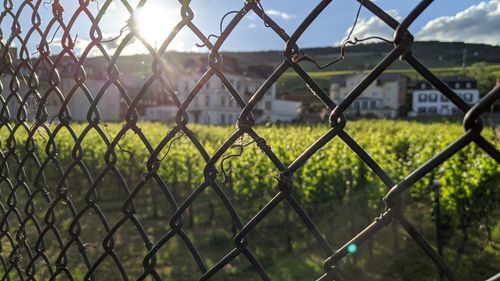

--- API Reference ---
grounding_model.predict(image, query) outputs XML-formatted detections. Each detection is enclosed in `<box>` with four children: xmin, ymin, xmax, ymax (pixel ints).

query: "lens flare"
<box><xmin>347</xmin><ymin>243</ymin><xmax>358</xmax><ymax>255</ymax></box>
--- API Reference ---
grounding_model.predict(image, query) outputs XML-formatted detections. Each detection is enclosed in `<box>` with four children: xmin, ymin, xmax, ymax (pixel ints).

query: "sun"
<box><xmin>133</xmin><ymin>4</ymin><xmax>177</xmax><ymax>47</ymax></box>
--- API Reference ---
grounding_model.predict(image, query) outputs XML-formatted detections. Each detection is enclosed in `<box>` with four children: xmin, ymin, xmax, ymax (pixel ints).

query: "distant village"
<box><xmin>0</xmin><ymin>48</ymin><xmax>490</xmax><ymax>125</ymax></box>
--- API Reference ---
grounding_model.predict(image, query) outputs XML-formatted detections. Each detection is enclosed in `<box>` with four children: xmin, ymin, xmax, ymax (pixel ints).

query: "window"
<box><xmin>464</xmin><ymin>93</ymin><xmax>473</xmax><ymax>102</ymax></box>
<box><xmin>418</xmin><ymin>107</ymin><xmax>426</xmax><ymax>113</ymax></box>
<box><xmin>420</xmin><ymin>83</ymin><xmax>426</xmax><ymax>90</ymax></box>
<box><xmin>418</xmin><ymin>93</ymin><xmax>427</xmax><ymax>102</ymax></box>
<box><xmin>370</xmin><ymin>100</ymin><xmax>376</xmax><ymax>109</ymax></box>
<box><xmin>228</xmin><ymin>114</ymin><xmax>234</xmax><ymax>124</ymax></box>
<box><xmin>205</xmin><ymin>95</ymin><xmax>210</xmax><ymax>106</ymax></box>
<box><xmin>466</xmin><ymin>82</ymin><xmax>471</xmax><ymax>89</ymax></box>
<box><xmin>353</xmin><ymin>101</ymin><xmax>359</xmax><ymax>110</ymax></box>
<box><xmin>429</xmin><ymin>93</ymin><xmax>437</xmax><ymax>102</ymax></box>
<box><xmin>265</xmin><ymin>101</ymin><xmax>272</xmax><ymax>111</ymax></box>
<box><xmin>221</xmin><ymin>96</ymin><xmax>226</xmax><ymax>107</ymax></box>
<box><xmin>455</xmin><ymin>82</ymin><xmax>460</xmax><ymax>89</ymax></box>
<box><xmin>361</xmin><ymin>101</ymin><xmax>368</xmax><ymax>109</ymax></box>
<box><xmin>429</xmin><ymin>106</ymin><xmax>437</xmax><ymax>113</ymax></box>
<box><xmin>221</xmin><ymin>114</ymin><xmax>226</xmax><ymax>124</ymax></box>
<box><xmin>441</xmin><ymin>95</ymin><xmax>449</xmax><ymax>102</ymax></box>
<box><xmin>440</xmin><ymin>105</ymin><xmax>449</xmax><ymax>114</ymax></box>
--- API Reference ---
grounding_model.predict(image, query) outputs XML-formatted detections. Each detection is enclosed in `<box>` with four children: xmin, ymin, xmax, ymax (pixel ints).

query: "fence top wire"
<box><xmin>0</xmin><ymin>0</ymin><xmax>499</xmax><ymax>280</ymax></box>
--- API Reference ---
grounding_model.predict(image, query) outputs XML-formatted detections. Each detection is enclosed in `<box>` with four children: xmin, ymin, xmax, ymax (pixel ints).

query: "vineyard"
<box><xmin>1</xmin><ymin>120</ymin><xmax>498</xmax><ymax>280</ymax></box>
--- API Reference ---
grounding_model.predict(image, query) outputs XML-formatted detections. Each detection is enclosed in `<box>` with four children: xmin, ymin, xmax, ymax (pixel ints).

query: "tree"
<box><xmin>467</xmin><ymin>63</ymin><xmax>497</xmax><ymax>95</ymax></box>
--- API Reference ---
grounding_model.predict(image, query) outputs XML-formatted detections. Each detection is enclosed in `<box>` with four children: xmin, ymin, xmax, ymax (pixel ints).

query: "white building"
<box><xmin>44</xmin><ymin>58</ymin><xmax>121</xmax><ymax>122</ymax></box>
<box><xmin>2</xmin><ymin>51</ymin><xmax>299</xmax><ymax>124</ymax></box>
<box><xmin>410</xmin><ymin>76</ymin><xmax>480</xmax><ymax>116</ymax></box>
<box><xmin>144</xmin><ymin>57</ymin><xmax>301</xmax><ymax>125</ymax></box>
<box><xmin>144</xmin><ymin>105</ymin><xmax>178</xmax><ymax>122</ymax></box>
<box><xmin>1</xmin><ymin>75</ymin><xmax>26</xmax><ymax>121</ymax></box>
<box><xmin>1</xmin><ymin>48</ymin><xmax>32</xmax><ymax>120</ymax></box>
<box><xmin>1</xmin><ymin>52</ymin><xmax>121</xmax><ymax>122</ymax></box>
<box><xmin>330</xmin><ymin>73</ymin><xmax>409</xmax><ymax>118</ymax></box>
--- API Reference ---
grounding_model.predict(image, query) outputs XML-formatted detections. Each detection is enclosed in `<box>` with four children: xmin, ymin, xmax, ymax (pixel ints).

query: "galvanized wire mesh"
<box><xmin>0</xmin><ymin>0</ymin><xmax>499</xmax><ymax>280</ymax></box>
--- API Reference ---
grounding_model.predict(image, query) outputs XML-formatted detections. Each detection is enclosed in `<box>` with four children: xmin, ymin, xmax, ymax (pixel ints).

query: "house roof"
<box><xmin>245</xmin><ymin>64</ymin><xmax>274</xmax><ymax>79</ymax></box>
<box><xmin>180</xmin><ymin>56</ymin><xmax>271</xmax><ymax>79</ymax></box>
<box><xmin>416</xmin><ymin>75</ymin><xmax>477</xmax><ymax>85</ymax></box>
<box><xmin>330</xmin><ymin>72</ymin><xmax>407</xmax><ymax>86</ymax></box>
<box><xmin>377</xmin><ymin>73</ymin><xmax>407</xmax><ymax>83</ymax></box>
<box><xmin>330</xmin><ymin>75</ymin><xmax>347</xmax><ymax>86</ymax></box>
<box><xmin>439</xmin><ymin>75</ymin><xmax>475</xmax><ymax>82</ymax></box>
<box><xmin>182</xmin><ymin>56</ymin><xmax>243</xmax><ymax>75</ymax></box>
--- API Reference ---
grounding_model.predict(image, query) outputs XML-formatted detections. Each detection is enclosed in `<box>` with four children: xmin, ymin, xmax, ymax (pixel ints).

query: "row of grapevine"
<box><xmin>0</xmin><ymin>120</ymin><xmax>498</xmax><ymax>280</ymax></box>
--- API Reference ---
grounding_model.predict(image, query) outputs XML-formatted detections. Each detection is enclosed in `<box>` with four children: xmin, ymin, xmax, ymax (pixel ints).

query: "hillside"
<box><xmin>222</xmin><ymin>41</ymin><xmax>500</xmax><ymax>71</ymax></box>
<box><xmin>87</xmin><ymin>41</ymin><xmax>500</xmax><ymax>100</ymax></box>
<box><xmin>94</xmin><ymin>41</ymin><xmax>500</xmax><ymax>73</ymax></box>
<box><xmin>277</xmin><ymin>64</ymin><xmax>500</xmax><ymax>101</ymax></box>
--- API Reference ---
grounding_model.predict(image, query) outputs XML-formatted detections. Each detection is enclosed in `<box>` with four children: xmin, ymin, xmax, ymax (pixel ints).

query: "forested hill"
<box><xmin>221</xmin><ymin>41</ymin><xmax>500</xmax><ymax>71</ymax></box>
<box><xmin>103</xmin><ymin>41</ymin><xmax>500</xmax><ymax>74</ymax></box>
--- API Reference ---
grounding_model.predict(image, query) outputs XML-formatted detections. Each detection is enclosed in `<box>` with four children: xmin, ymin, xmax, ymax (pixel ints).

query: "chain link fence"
<box><xmin>0</xmin><ymin>0</ymin><xmax>499</xmax><ymax>280</ymax></box>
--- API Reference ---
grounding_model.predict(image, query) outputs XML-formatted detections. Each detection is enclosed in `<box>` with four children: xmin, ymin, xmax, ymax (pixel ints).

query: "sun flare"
<box><xmin>133</xmin><ymin>4</ymin><xmax>178</xmax><ymax>47</ymax></box>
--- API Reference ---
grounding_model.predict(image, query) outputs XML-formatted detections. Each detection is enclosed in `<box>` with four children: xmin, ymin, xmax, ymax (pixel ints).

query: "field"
<box><xmin>0</xmin><ymin>121</ymin><xmax>499</xmax><ymax>280</ymax></box>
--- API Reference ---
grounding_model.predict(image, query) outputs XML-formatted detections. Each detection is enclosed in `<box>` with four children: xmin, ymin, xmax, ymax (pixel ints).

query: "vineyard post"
<box><xmin>186</xmin><ymin>158</ymin><xmax>194</xmax><ymax>228</ymax></box>
<box><xmin>431</xmin><ymin>179</ymin><xmax>444</xmax><ymax>281</ymax></box>
<box><xmin>90</xmin><ymin>149</ymin><xmax>101</xmax><ymax>200</ymax></box>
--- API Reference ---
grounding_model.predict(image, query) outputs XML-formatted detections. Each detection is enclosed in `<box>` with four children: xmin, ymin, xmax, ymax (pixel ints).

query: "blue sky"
<box><xmin>5</xmin><ymin>0</ymin><xmax>499</xmax><ymax>55</ymax></box>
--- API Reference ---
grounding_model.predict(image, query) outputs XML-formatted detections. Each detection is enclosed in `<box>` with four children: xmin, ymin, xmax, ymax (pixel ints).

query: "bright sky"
<box><xmin>4</xmin><ymin>0</ymin><xmax>499</xmax><ymax>56</ymax></box>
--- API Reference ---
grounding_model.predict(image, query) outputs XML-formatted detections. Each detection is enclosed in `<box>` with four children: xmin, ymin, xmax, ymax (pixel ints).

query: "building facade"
<box><xmin>144</xmin><ymin>57</ymin><xmax>301</xmax><ymax>124</ymax></box>
<box><xmin>1</xmin><ymin>54</ymin><xmax>121</xmax><ymax>122</ymax></box>
<box><xmin>410</xmin><ymin>76</ymin><xmax>480</xmax><ymax>116</ymax></box>
<box><xmin>330</xmin><ymin>73</ymin><xmax>409</xmax><ymax>118</ymax></box>
<box><xmin>44</xmin><ymin>59</ymin><xmax>121</xmax><ymax>122</ymax></box>
<box><xmin>143</xmin><ymin>105</ymin><xmax>179</xmax><ymax>122</ymax></box>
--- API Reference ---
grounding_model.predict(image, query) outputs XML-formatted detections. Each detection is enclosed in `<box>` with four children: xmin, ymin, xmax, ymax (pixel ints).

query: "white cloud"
<box><xmin>340</xmin><ymin>10</ymin><xmax>401</xmax><ymax>44</ymax></box>
<box><xmin>92</xmin><ymin>30</ymin><xmax>187</xmax><ymax>55</ymax></box>
<box><xmin>417</xmin><ymin>0</ymin><xmax>500</xmax><ymax>46</ymax></box>
<box><xmin>57</xmin><ymin>33</ymin><xmax>145</xmax><ymax>57</ymax></box>
<box><xmin>266</xmin><ymin>9</ymin><xmax>295</xmax><ymax>20</ymax></box>
<box><xmin>100</xmin><ymin>32</ymin><xmax>124</xmax><ymax>49</ymax></box>
<box><xmin>167</xmin><ymin>39</ymin><xmax>185</xmax><ymax>52</ymax></box>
